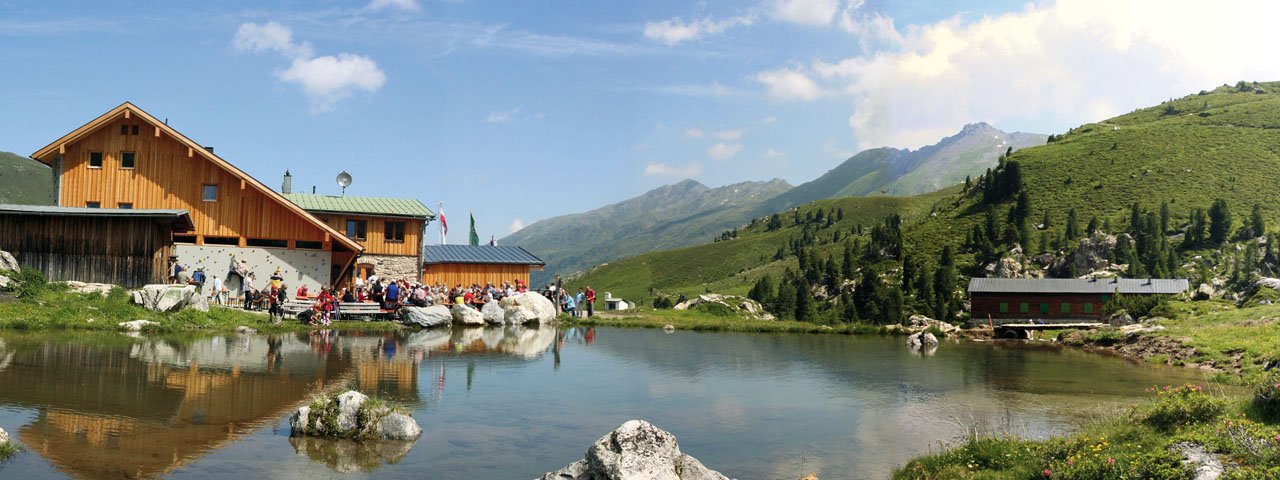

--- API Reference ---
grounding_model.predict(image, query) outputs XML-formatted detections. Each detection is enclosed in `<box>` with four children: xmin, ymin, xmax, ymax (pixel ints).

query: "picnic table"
<box><xmin>280</xmin><ymin>300</ymin><xmax>395</xmax><ymax>322</ymax></box>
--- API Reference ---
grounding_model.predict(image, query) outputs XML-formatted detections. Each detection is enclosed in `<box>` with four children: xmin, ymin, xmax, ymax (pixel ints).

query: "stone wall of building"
<box><xmin>360</xmin><ymin>254</ymin><xmax>420</xmax><ymax>283</ymax></box>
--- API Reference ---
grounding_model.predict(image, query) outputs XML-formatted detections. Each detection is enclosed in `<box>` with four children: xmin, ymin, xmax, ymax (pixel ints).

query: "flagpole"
<box><xmin>438</xmin><ymin>202</ymin><xmax>446</xmax><ymax>245</ymax></box>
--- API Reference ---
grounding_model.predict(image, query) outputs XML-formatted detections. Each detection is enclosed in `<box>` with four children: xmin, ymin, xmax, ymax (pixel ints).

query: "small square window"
<box><xmin>89</xmin><ymin>151</ymin><xmax>103</xmax><ymax>168</ymax></box>
<box><xmin>120</xmin><ymin>125</ymin><xmax>129</xmax><ymax>135</ymax></box>
<box><xmin>1019</xmin><ymin>302</ymin><xmax>1029</xmax><ymax>313</ymax></box>
<box><xmin>202</xmin><ymin>184</ymin><xmax>218</xmax><ymax>202</ymax></box>
<box><xmin>86</xmin><ymin>201</ymin><xmax>100</xmax><ymax>208</ymax></box>
<box><xmin>1060</xmin><ymin>303</ymin><xmax>1071</xmax><ymax>314</ymax></box>
<box><xmin>1083</xmin><ymin>303</ymin><xmax>1094</xmax><ymax>314</ymax></box>
<box><xmin>121</xmin><ymin>152</ymin><xmax>136</xmax><ymax>169</ymax></box>
<box><xmin>385</xmin><ymin>221</ymin><xmax>406</xmax><ymax>242</ymax></box>
<box><xmin>346</xmin><ymin>219</ymin><xmax>368</xmax><ymax>241</ymax></box>
<box><xmin>131</xmin><ymin>125</ymin><xmax>139</xmax><ymax>135</ymax></box>
<box><xmin>998</xmin><ymin>302</ymin><xmax>1009</xmax><ymax>313</ymax></box>
<box><xmin>1039</xmin><ymin>302</ymin><xmax>1049</xmax><ymax>314</ymax></box>
<box><xmin>118</xmin><ymin>202</ymin><xmax>133</xmax><ymax>209</ymax></box>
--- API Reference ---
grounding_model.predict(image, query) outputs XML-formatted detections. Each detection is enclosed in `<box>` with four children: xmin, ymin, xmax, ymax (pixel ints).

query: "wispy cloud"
<box><xmin>707</xmin><ymin>142</ymin><xmax>743</xmax><ymax>160</ymax></box>
<box><xmin>644</xmin><ymin>162</ymin><xmax>703</xmax><ymax>177</ymax></box>
<box><xmin>367</xmin><ymin>0</ymin><xmax>420</xmax><ymax>12</ymax></box>
<box><xmin>771</xmin><ymin>0</ymin><xmax>840</xmax><ymax>26</ymax></box>
<box><xmin>483</xmin><ymin>106</ymin><xmax>543</xmax><ymax>123</ymax></box>
<box><xmin>683</xmin><ymin>128</ymin><xmax>705</xmax><ymax>139</ymax></box>
<box><xmin>643</xmin><ymin>13</ymin><xmax>756</xmax><ymax>45</ymax></box>
<box><xmin>712</xmin><ymin>129</ymin><xmax>743</xmax><ymax>140</ymax></box>
<box><xmin>508</xmin><ymin>218</ymin><xmax>525</xmax><ymax>233</ymax></box>
<box><xmin>234</xmin><ymin>21</ymin><xmax>386</xmax><ymax>112</ymax></box>
<box><xmin>0</xmin><ymin>18</ymin><xmax>120</xmax><ymax>36</ymax></box>
<box><xmin>755</xmin><ymin>68</ymin><xmax>823</xmax><ymax>101</ymax></box>
<box><xmin>472</xmin><ymin>24</ymin><xmax>652</xmax><ymax>57</ymax></box>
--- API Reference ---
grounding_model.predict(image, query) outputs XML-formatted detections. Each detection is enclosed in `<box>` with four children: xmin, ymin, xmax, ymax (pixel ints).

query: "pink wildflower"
<box><xmin>1108</xmin><ymin>457</ymin><xmax>1115</xmax><ymax>465</ymax></box>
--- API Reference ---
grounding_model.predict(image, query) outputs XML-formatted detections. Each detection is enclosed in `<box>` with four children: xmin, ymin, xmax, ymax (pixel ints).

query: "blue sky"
<box><xmin>3</xmin><ymin>0</ymin><xmax>1279</xmax><ymax>242</ymax></box>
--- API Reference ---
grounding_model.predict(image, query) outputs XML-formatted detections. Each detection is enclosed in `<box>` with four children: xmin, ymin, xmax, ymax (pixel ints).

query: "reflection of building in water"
<box><xmin>0</xmin><ymin>335</ymin><xmax>355</xmax><ymax>479</ymax></box>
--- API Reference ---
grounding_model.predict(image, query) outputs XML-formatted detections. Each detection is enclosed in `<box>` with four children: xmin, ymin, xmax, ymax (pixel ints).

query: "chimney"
<box><xmin>312</xmin><ymin>186</ymin><xmax>316</xmax><ymax>194</ymax></box>
<box><xmin>204</xmin><ymin>146</ymin><xmax>215</xmax><ymax>153</ymax></box>
<box><xmin>282</xmin><ymin>170</ymin><xmax>293</xmax><ymax>194</ymax></box>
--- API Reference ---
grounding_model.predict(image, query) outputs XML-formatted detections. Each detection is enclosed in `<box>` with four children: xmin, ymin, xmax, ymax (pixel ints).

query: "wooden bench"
<box><xmin>337</xmin><ymin>302</ymin><xmax>387</xmax><ymax>321</ymax></box>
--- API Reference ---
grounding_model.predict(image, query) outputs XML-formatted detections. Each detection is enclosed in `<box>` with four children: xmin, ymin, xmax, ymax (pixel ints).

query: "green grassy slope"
<box><xmin>578</xmin><ymin>81</ymin><xmax>1280</xmax><ymax>304</ymax></box>
<box><xmin>0</xmin><ymin>151</ymin><xmax>54</xmax><ymax>205</ymax></box>
<box><xmin>908</xmin><ymin>81</ymin><xmax>1280</xmax><ymax>257</ymax></box>
<box><xmin>575</xmin><ymin>187</ymin><xmax>956</xmax><ymax>302</ymax></box>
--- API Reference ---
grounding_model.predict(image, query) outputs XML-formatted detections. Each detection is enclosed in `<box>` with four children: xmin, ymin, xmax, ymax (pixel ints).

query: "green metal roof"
<box><xmin>284</xmin><ymin>193</ymin><xmax>434</xmax><ymax>219</ymax></box>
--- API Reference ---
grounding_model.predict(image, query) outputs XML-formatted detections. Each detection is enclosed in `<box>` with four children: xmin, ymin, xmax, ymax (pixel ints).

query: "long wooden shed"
<box><xmin>0</xmin><ymin>204</ymin><xmax>193</xmax><ymax>287</ymax></box>
<box><xmin>968</xmin><ymin>277</ymin><xmax>1189</xmax><ymax>322</ymax></box>
<box><xmin>421</xmin><ymin>245</ymin><xmax>545</xmax><ymax>287</ymax></box>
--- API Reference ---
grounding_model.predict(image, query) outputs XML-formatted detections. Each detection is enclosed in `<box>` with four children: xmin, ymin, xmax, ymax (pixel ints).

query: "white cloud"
<box><xmin>713</xmin><ymin>129</ymin><xmax>743</xmax><ymax>140</ymax></box>
<box><xmin>643</xmin><ymin>14</ymin><xmax>756</xmax><ymax>45</ymax></box>
<box><xmin>683</xmin><ymin>128</ymin><xmax>704</xmax><ymax>139</ymax></box>
<box><xmin>767</xmin><ymin>0</ymin><xmax>1280</xmax><ymax>150</ymax></box>
<box><xmin>762</xmin><ymin>116</ymin><xmax>778</xmax><ymax>124</ymax></box>
<box><xmin>234</xmin><ymin>22</ymin><xmax>386</xmax><ymax>112</ymax></box>
<box><xmin>772</xmin><ymin>0</ymin><xmax>839</xmax><ymax>26</ymax></box>
<box><xmin>485</xmin><ymin>111</ymin><xmax>512</xmax><ymax>123</ymax></box>
<box><xmin>277</xmin><ymin>54</ymin><xmax>387</xmax><ymax>113</ymax></box>
<box><xmin>644</xmin><ymin>162</ymin><xmax>703</xmax><ymax>177</ymax></box>
<box><xmin>484</xmin><ymin>106</ymin><xmax>543</xmax><ymax>123</ymax></box>
<box><xmin>233</xmin><ymin>21</ymin><xmax>313</xmax><ymax>58</ymax></box>
<box><xmin>755</xmin><ymin>68</ymin><xmax>823</xmax><ymax>101</ymax></box>
<box><xmin>508</xmin><ymin>218</ymin><xmax>525</xmax><ymax>234</ymax></box>
<box><xmin>764</xmin><ymin>148</ymin><xmax>785</xmax><ymax>158</ymax></box>
<box><xmin>707</xmin><ymin>142</ymin><xmax>743</xmax><ymax>160</ymax></box>
<box><xmin>367</xmin><ymin>0</ymin><xmax>420</xmax><ymax>12</ymax></box>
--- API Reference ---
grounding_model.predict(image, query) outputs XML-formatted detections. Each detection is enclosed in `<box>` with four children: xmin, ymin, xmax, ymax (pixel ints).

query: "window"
<box><xmin>1019</xmin><ymin>302</ymin><xmax>1029</xmax><ymax>313</ymax></box>
<box><xmin>1039</xmin><ymin>303</ymin><xmax>1049</xmax><ymax>314</ymax></box>
<box><xmin>120</xmin><ymin>151</ymin><xmax>136</xmax><ymax>169</ymax></box>
<box><xmin>1083</xmin><ymin>303</ymin><xmax>1094</xmax><ymax>314</ymax></box>
<box><xmin>296</xmin><ymin>240</ymin><xmax>323</xmax><ymax>250</ymax></box>
<box><xmin>1100</xmin><ymin>294</ymin><xmax>1111</xmax><ymax>303</ymax></box>
<box><xmin>118</xmin><ymin>202</ymin><xmax>133</xmax><ymax>209</ymax></box>
<box><xmin>202</xmin><ymin>184</ymin><xmax>218</xmax><ymax>202</ymax></box>
<box><xmin>999</xmin><ymin>302</ymin><xmax>1009</xmax><ymax>313</ymax></box>
<box><xmin>89</xmin><ymin>151</ymin><xmax>103</xmax><ymax>168</ymax></box>
<box><xmin>120</xmin><ymin>125</ymin><xmax>129</xmax><ymax>135</ymax></box>
<box><xmin>385</xmin><ymin>221</ymin><xmax>406</xmax><ymax>242</ymax></box>
<box><xmin>174</xmin><ymin>235</ymin><xmax>197</xmax><ymax>244</ymax></box>
<box><xmin>247</xmin><ymin>238</ymin><xmax>288</xmax><ymax>248</ymax></box>
<box><xmin>1060</xmin><ymin>302</ymin><xmax>1071</xmax><ymax>314</ymax></box>
<box><xmin>203</xmin><ymin>236</ymin><xmax>238</xmax><ymax>246</ymax></box>
<box><xmin>131</xmin><ymin>124</ymin><xmax>139</xmax><ymax>135</ymax></box>
<box><xmin>346</xmin><ymin>219</ymin><xmax>368</xmax><ymax>240</ymax></box>
<box><xmin>85</xmin><ymin>201</ymin><xmax>100</xmax><ymax>208</ymax></box>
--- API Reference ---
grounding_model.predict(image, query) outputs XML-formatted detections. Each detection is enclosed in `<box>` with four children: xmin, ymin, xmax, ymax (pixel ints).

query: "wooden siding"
<box><xmin>0</xmin><ymin>213</ymin><xmax>172</xmax><ymax>287</ymax></box>
<box><xmin>44</xmin><ymin>116</ymin><xmax>334</xmax><ymax>248</ymax></box>
<box><xmin>316</xmin><ymin>214</ymin><xmax>422</xmax><ymax>257</ymax></box>
<box><xmin>971</xmin><ymin>292</ymin><xmax>1115</xmax><ymax>321</ymax></box>
<box><xmin>421</xmin><ymin>263</ymin><xmax>536</xmax><ymax>287</ymax></box>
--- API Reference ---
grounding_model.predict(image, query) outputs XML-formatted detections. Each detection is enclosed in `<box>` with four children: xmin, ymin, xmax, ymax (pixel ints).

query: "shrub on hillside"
<box><xmin>1104</xmin><ymin>293</ymin><xmax>1165</xmax><ymax>319</ymax></box>
<box><xmin>1252</xmin><ymin>372</ymin><xmax>1280</xmax><ymax>421</ymax></box>
<box><xmin>1143</xmin><ymin>384</ymin><xmax>1224</xmax><ymax>431</ymax></box>
<box><xmin>651</xmin><ymin>296</ymin><xmax>674</xmax><ymax>309</ymax></box>
<box><xmin>4</xmin><ymin>267</ymin><xmax>49</xmax><ymax>299</ymax></box>
<box><xmin>689</xmin><ymin>302</ymin><xmax>735</xmax><ymax>317</ymax></box>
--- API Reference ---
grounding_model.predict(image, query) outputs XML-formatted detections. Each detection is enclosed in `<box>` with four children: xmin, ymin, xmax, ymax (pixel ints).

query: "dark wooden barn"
<box><xmin>968</xmin><ymin>277</ymin><xmax>1189</xmax><ymax>322</ymax></box>
<box><xmin>0</xmin><ymin>204</ymin><xmax>193</xmax><ymax>287</ymax></box>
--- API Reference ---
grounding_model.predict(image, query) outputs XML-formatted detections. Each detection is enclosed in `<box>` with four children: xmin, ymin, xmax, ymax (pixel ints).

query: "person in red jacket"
<box><xmin>585</xmin><ymin>286</ymin><xmax>596</xmax><ymax>318</ymax></box>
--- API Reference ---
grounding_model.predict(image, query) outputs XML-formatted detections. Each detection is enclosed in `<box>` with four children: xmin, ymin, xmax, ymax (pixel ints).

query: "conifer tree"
<box><xmin>1252</xmin><ymin>204</ymin><xmax>1266</xmax><ymax>238</ymax></box>
<box><xmin>1209</xmin><ymin>199</ymin><xmax>1232</xmax><ymax>245</ymax></box>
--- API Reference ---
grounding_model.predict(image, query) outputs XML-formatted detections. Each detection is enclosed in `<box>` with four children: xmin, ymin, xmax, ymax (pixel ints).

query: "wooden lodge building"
<box><xmin>421</xmin><ymin>245</ymin><xmax>545</xmax><ymax>288</ymax></box>
<box><xmin>0</xmin><ymin>204</ymin><xmax>193</xmax><ymax>287</ymax></box>
<box><xmin>7</xmin><ymin>101</ymin><xmax>541</xmax><ymax>293</ymax></box>
<box><xmin>968</xmin><ymin>277</ymin><xmax>1189</xmax><ymax>322</ymax></box>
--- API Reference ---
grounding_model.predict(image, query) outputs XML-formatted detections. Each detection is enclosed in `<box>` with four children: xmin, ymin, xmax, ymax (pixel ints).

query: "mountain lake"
<box><xmin>0</xmin><ymin>326</ymin><xmax>1220</xmax><ymax>479</ymax></box>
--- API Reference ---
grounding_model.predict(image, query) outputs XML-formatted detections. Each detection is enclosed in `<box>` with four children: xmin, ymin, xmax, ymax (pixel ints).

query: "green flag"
<box><xmin>469</xmin><ymin>212</ymin><xmax>480</xmax><ymax>246</ymax></box>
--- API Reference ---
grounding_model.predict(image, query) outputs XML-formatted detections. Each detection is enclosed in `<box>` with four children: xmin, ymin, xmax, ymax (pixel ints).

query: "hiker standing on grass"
<box><xmin>585</xmin><ymin>286</ymin><xmax>596</xmax><ymax>318</ymax></box>
<box><xmin>575</xmin><ymin>289</ymin><xmax>586</xmax><ymax>319</ymax></box>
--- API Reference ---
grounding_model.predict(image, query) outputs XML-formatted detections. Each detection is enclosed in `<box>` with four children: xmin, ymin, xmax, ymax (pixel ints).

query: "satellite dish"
<box><xmin>336</xmin><ymin>171</ymin><xmax>352</xmax><ymax>195</ymax></box>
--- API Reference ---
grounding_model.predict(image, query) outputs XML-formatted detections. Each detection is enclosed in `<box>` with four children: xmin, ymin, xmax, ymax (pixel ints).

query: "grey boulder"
<box><xmin>450</xmin><ymin>304</ymin><xmax>485</xmax><ymax>326</ymax></box>
<box><xmin>400</xmin><ymin>305</ymin><xmax>452</xmax><ymax>328</ymax></box>
<box><xmin>539</xmin><ymin>420</ymin><xmax>730</xmax><ymax>480</ymax></box>
<box><xmin>482</xmin><ymin>301</ymin><xmax>505</xmax><ymax>324</ymax></box>
<box><xmin>131</xmin><ymin>284</ymin><xmax>199</xmax><ymax>312</ymax></box>
<box><xmin>501</xmin><ymin>292</ymin><xmax>558</xmax><ymax>324</ymax></box>
<box><xmin>0</xmin><ymin>249</ymin><xmax>18</xmax><ymax>272</ymax></box>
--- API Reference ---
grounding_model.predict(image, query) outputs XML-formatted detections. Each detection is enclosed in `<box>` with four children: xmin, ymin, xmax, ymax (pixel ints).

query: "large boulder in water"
<box><xmin>482</xmin><ymin>301</ymin><xmax>505</xmax><ymax>325</ymax></box>
<box><xmin>400</xmin><ymin>305</ymin><xmax>452</xmax><ymax>328</ymax></box>
<box><xmin>290</xmin><ymin>390</ymin><xmax>421</xmax><ymax>441</ymax></box>
<box><xmin>501</xmin><ymin>292</ymin><xmax>558</xmax><ymax>324</ymax></box>
<box><xmin>538</xmin><ymin>420</ymin><xmax>729</xmax><ymax>480</ymax></box>
<box><xmin>450</xmin><ymin>304</ymin><xmax>485</xmax><ymax>326</ymax></box>
<box><xmin>131</xmin><ymin>284</ymin><xmax>199</xmax><ymax>312</ymax></box>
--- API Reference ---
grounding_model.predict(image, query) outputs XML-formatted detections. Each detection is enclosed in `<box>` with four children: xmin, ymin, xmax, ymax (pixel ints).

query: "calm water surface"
<box><xmin>0</xmin><ymin>326</ymin><xmax>1217</xmax><ymax>479</ymax></box>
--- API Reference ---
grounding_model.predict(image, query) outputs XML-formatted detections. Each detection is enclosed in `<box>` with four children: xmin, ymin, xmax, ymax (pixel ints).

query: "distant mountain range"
<box><xmin>502</xmin><ymin>178</ymin><xmax>792</xmax><ymax>286</ymax></box>
<box><xmin>754</xmin><ymin>122</ymin><xmax>1046</xmax><ymax>214</ymax></box>
<box><xmin>0</xmin><ymin>151</ymin><xmax>54</xmax><ymax>205</ymax></box>
<box><xmin>506</xmin><ymin>123</ymin><xmax>1046</xmax><ymax>284</ymax></box>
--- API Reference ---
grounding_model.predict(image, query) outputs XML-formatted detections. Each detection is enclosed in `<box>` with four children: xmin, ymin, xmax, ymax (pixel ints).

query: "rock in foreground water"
<box><xmin>290</xmin><ymin>390</ymin><xmax>421</xmax><ymax>441</ymax></box>
<box><xmin>400</xmin><ymin>305</ymin><xmax>452</xmax><ymax>328</ymax></box>
<box><xmin>539</xmin><ymin>420</ymin><xmax>730</xmax><ymax>480</ymax></box>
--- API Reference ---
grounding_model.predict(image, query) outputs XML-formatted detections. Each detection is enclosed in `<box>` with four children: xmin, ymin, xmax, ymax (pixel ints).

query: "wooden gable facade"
<box><xmin>315</xmin><ymin>214</ymin><xmax>423</xmax><ymax>257</ymax></box>
<box><xmin>30</xmin><ymin>102</ymin><xmax>364</xmax><ymax>285</ymax></box>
